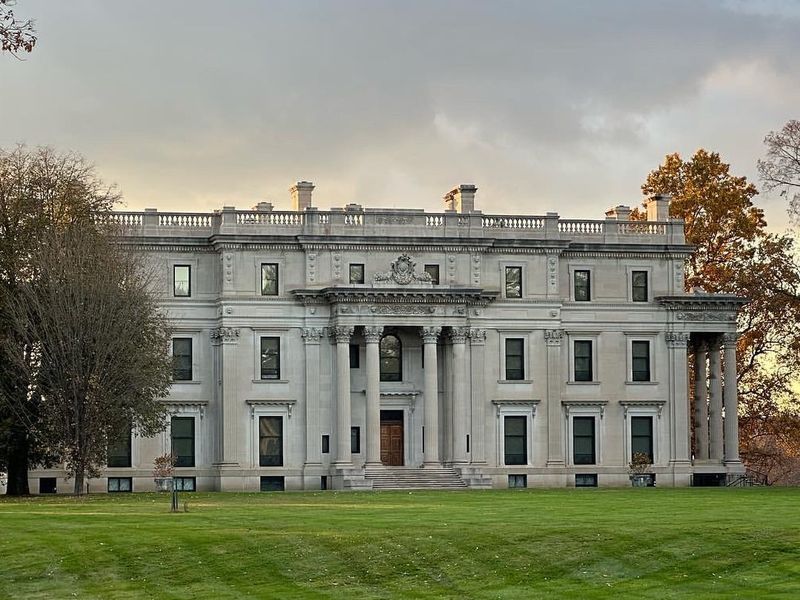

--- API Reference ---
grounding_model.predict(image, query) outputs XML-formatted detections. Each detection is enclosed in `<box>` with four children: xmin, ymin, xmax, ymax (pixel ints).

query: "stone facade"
<box><xmin>30</xmin><ymin>186</ymin><xmax>746</xmax><ymax>493</ymax></box>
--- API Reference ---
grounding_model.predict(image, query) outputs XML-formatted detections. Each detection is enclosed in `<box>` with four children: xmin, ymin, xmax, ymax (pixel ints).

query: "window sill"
<box><xmin>171</xmin><ymin>380</ymin><xmax>202</xmax><ymax>385</ymax></box>
<box><xmin>566</xmin><ymin>381</ymin><xmax>600</xmax><ymax>386</ymax></box>
<box><xmin>497</xmin><ymin>379</ymin><xmax>533</xmax><ymax>384</ymax></box>
<box><xmin>252</xmin><ymin>379</ymin><xmax>290</xmax><ymax>384</ymax></box>
<box><xmin>625</xmin><ymin>381</ymin><xmax>659</xmax><ymax>385</ymax></box>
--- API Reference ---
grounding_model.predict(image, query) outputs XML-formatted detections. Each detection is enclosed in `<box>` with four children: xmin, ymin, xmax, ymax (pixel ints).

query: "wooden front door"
<box><xmin>380</xmin><ymin>411</ymin><xmax>404</xmax><ymax>466</ymax></box>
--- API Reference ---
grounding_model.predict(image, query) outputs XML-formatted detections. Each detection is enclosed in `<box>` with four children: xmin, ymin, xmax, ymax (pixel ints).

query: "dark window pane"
<box><xmin>632</xmin><ymin>271</ymin><xmax>648</xmax><ymax>302</ymax></box>
<box><xmin>349</xmin><ymin>344</ymin><xmax>360</xmax><ymax>368</ymax></box>
<box><xmin>424</xmin><ymin>264</ymin><xmax>440</xmax><ymax>285</ymax></box>
<box><xmin>322</xmin><ymin>435</ymin><xmax>330</xmax><ymax>454</ymax></box>
<box><xmin>504</xmin><ymin>416</ymin><xmax>527</xmax><ymax>465</ymax></box>
<box><xmin>380</xmin><ymin>335</ymin><xmax>402</xmax><ymax>382</ymax></box>
<box><xmin>575</xmin><ymin>474</ymin><xmax>598</xmax><ymax>487</ymax></box>
<box><xmin>174</xmin><ymin>477</ymin><xmax>196</xmax><ymax>491</ymax></box>
<box><xmin>505</xmin><ymin>338</ymin><xmax>525</xmax><ymax>380</ymax></box>
<box><xmin>172</xmin><ymin>338</ymin><xmax>192</xmax><ymax>381</ymax></box>
<box><xmin>574</xmin><ymin>341</ymin><xmax>593</xmax><ymax>382</ymax></box>
<box><xmin>261</xmin><ymin>263</ymin><xmax>279</xmax><ymax>295</ymax></box>
<box><xmin>631</xmin><ymin>416</ymin><xmax>653</xmax><ymax>461</ymax></box>
<box><xmin>107</xmin><ymin>427</ymin><xmax>132</xmax><ymax>468</ymax></box>
<box><xmin>259</xmin><ymin>416</ymin><xmax>283</xmax><ymax>466</ymax></box>
<box><xmin>349</xmin><ymin>264</ymin><xmax>365</xmax><ymax>284</ymax></box>
<box><xmin>632</xmin><ymin>341</ymin><xmax>650</xmax><ymax>382</ymax></box>
<box><xmin>173</xmin><ymin>265</ymin><xmax>191</xmax><ymax>297</ymax></box>
<box><xmin>260</xmin><ymin>337</ymin><xmax>280</xmax><ymax>380</ymax></box>
<box><xmin>260</xmin><ymin>476</ymin><xmax>285</xmax><ymax>491</ymax></box>
<box><xmin>505</xmin><ymin>266</ymin><xmax>522</xmax><ymax>298</ymax></box>
<box><xmin>508</xmin><ymin>474</ymin><xmax>527</xmax><ymax>488</ymax></box>
<box><xmin>574</xmin><ymin>270</ymin><xmax>591</xmax><ymax>301</ymax></box>
<box><xmin>108</xmin><ymin>477</ymin><xmax>132</xmax><ymax>493</ymax></box>
<box><xmin>171</xmin><ymin>416</ymin><xmax>195</xmax><ymax>467</ymax></box>
<box><xmin>573</xmin><ymin>417</ymin><xmax>595</xmax><ymax>464</ymax></box>
<box><xmin>351</xmin><ymin>426</ymin><xmax>361</xmax><ymax>454</ymax></box>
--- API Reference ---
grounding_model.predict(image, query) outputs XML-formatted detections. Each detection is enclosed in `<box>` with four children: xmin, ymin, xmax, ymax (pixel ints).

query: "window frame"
<box><xmin>503</xmin><ymin>264</ymin><xmax>524</xmax><ymax>299</ymax></box>
<box><xmin>259</xmin><ymin>415</ymin><xmax>284</xmax><ymax>467</ymax></box>
<box><xmin>107</xmin><ymin>426</ymin><xmax>132</xmax><ymax>468</ymax></box>
<box><xmin>379</xmin><ymin>334</ymin><xmax>403</xmax><ymax>382</ymax></box>
<box><xmin>572</xmin><ymin>339</ymin><xmax>594</xmax><ymax>383</ymax></box>
<box><xmin>498</xmin><ymin>332</ymin><xmax>531</xmax><ymax>383</ymax></box>
<box><xmin>260</xmin><ymin>336</ymin><xmax>281</xmax><ymax>380</ymax></box>
<box><xmin>260</xmin><ymin>262</ymin><xmax>280</xmax><ymax>296</ymax></box>
<box><xmin>424</xmin><ymin>264</ymin><xmax>440</xmax><ymax>285</ymax></box>
<box><xmin>504</xmin><ymin>338</ymin><xmax>525</xmax><ymax>381</ymax></box>
<box><xmin>626</xmin><ymin>334</ymin><xmax>657</xmax><ymax>384</ymax></box>
<box><xmin>107</xmin><ymin>477</ymin><xmax>132</xmax><ymax>493</ymax></box>
<box><xmin>623</xmin><ymin>406</ymin><xmax>660</xmax><ymax>464</ymax></box>
<box><xmin>572</xmin><ymin>268</ymin><xmax>592</xmax><ymax>302</ymax></box>
<box><xmin>631</xmin><ymin>416</ymin><xmax>654</xmax><ymax>462</ymax></box>
<box><xmin>349</xmin><ymin>263</ymin><xmax>365</xmax><ymax>284</ymax></box>
<box><xmin>631</xmin><ymin>340</ymin><xmax>651</xmax><ymax>382</ymax></box>
<box><xmin>174</xmin><ymin>476</ymin><xmax>196</xmax><ymax>492</ymax></box>
<box><xmin>631</xmin><ymin>269</ymin><xmax>649</xmax><ymax>303</ymax></box>
<box><xmin>572</xmin><ymin>415</ymin><xmax>597</xmax><ymax>465</ymax></box>
<box><xmin>260</xmin><ymin>476</ymin><xmax>285</xmax><ymax>491</ymax></box>
<box><xmin>351</xmin><ymin>426</ymin><xmax>361</xmax><ymax>454</ymax></box>
<box><xmin>503</xmin><ymin>415</ymin><xmax>527</xmax><ymax>466</ymax></box>
<box><xmin>171</xmin><ymin>416</ymin><xmax>196</xmax><ymax>468</ymax></box>
<box><xmin>171</xmin><ymin>337</ymin><xmax>193</xmax><ymax>382</ymax></box>
<box><xmin>173</xmin><ymin>264</ymin><xmax>192</xmax><ymax>297</ymax></box>
<box><xmin>508</xmin><ymin>474</ymin><xmax>527</xmax><ymax>489</ymax></box>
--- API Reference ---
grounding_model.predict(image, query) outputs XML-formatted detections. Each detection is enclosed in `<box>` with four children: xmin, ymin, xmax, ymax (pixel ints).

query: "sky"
<box><xmin>2</xmin><ymin>0</ymin><xmax>799</xmax><ymax>228</ymax></box>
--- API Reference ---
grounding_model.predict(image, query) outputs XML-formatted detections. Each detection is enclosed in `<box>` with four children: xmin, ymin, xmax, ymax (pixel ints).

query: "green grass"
<box><xmin>0</xmin><ymin>488</ymin><xmax>798</xmax><ymax>599</ymax></box>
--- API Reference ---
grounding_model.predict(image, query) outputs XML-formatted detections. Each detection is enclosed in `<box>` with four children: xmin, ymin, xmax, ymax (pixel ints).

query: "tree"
<box><xmin>0</xmin><ymin>223</ymin><xmax>173</xmax><ymax>495</ymax></box>
<box><xmin>1</xmin><ymin>0</ymin><xmax>35</xmax><ymax>56</ymax></box>
<box><xmin>0</xmin><ymin>145</ymin><xmax>120</xmax><ymax>495</ymax></box>
<box><xmin>643</xmin><ymin>150</ymin><xmax>800</xmax><ymax>482</ymax></box>
<box><xmin>758</xmin><ymin>120</ymin><xmax>800</xmax><ymax>220</ymax></box>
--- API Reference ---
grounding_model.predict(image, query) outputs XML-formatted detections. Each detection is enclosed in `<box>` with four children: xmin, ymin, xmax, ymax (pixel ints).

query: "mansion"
<box><xmin>32</xmin><ymin>183</ymin><xmax>745</xmax><ymax>493</ymax></box>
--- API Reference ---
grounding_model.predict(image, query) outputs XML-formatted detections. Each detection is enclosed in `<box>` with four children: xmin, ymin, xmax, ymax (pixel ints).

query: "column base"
<box><xmin>364</xmin><ymin>461</ymin><xmax>383</xmax><ymax>468</ymax></box>
<box><xmin>423</xmin><ymin>461</ymin><xmax>442</xmax><ymax>468</ymax></box>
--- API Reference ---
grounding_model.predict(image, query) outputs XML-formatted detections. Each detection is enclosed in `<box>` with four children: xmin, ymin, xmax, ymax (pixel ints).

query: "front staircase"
<box><xmin>365</xmin><ymin>466</ymin><xmax>468</xmax><ymax>490</ymax></box>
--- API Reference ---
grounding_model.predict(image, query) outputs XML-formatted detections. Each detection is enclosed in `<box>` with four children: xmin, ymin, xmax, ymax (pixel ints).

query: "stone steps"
<box><xmin>365</xmin><ymin>466</ymin><xmax>468</xmax><ymax>490</ymax></box>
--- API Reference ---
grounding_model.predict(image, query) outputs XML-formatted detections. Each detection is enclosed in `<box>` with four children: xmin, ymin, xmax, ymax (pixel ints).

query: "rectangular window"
<box><xmin>574</xmin><ymin>340</ymin><xmax>593</xmax><ymax>382</ymax></box>
<box><xmin>261</xmin><ymin>263</ymin><xmax>279</xmax><ymax>296</ymax></box>
<box><xmin>174</xmin><ymin>477</ymin><xmax>196</xmax><ymax>492</ymax></box>
<box><xmin>505</xmin><ymin>338</ymin><xmax>525</xmax><ymax>381</ymax></box>
<box><xmin>632</xmin><ymin>271</ymin><xmax>648</xmax><ymax>302</ymax></box>
<box><xmin>322</xmin><ymin>434</ymin><xmax>330</xmax><ymax>454</ymax></box>
<box><xmin>351</xmin><ymin>426</ymin><xmax>361</xmax><ymax>454</ymax></box>
<box><xmin>172</xmin><ymin>338</ymin><xmax>192</xmax><ymax>381</ymax></box>
<box><xmin>631</xmin><ymin>416</ymin><xmax>654</xmax><ymax>462</ymax></box>
<box><xmin>107</xmin><ymin>427</ymin><xmax>132</xmax><ymax>468</ymax></box>
<box><xmin>349</xmin><ymin>344</ymin><xmax>360</xmax><ymax>368</ymax></box>
<box><xmin>173</xmin><ymin>265</ymin><xmax>191</xmax><ymax>297</ymax></box>
<box><xmin>260</xmin><ymin>337</ymin><xmax>280</xmax><ymax>380</ymax></box>
<box><xmin>574</xmin><ymin>270</ymin><xmax>591</xmax><ymax>301</ymax></box>
<box><xmin>505</xmin><ymin>266</ymin><xmax>522</xmax><ymax>298</ymax></box>
<box><xmin>508</xmin><ymin>474</ymin><xmax>527</xmax><ymax>489</ymax></box>
<box><xmin>349</xmin><ymin>263</ymin><xmax>365</xmax><ymax>284</ymax></box>
<box><xmin>575</xmin><ymin>474</ymin><xmax>598</xmax><ymax>487</ymax></box>
<box><xmin>107</xmin><ymin>477</ymin><xmax>132</xmax><ymax>493</ymax></box>
<box><xmin>171</xmin><ymin>416</ymin><xmax>195</xmax><ymax>467</ymax></box>
<box><xmin>259</xmin><ymin>416</ymin><xmax>283</xmax><ymax>466</ymax></box>
<box><xmin>573</xmin><ymin>417</ymin><xmax>596</xmax><ymax>465</ymax></box>
<box><xmin>260</xmin><ymin>476</ymin><xmax>285</xmax><ymax>492</ymax></box>
<box><xmin>504</xmin><ymin>416</ymin><xmax>527</xmax><ymax>465</ymax></box>
<box><xmin>632</xmin><ymin>341</ymin><xmax>651</xmax><ymax>382</ymax></box>
<box><xmin>424</xmin><ymin>264</ymin><xmax>440</xmax><ymax>285</ymax></box>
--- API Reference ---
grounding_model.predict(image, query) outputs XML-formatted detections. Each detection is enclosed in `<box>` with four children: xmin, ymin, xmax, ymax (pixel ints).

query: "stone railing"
<box><xmin>102</xmin><ymin>207</ymin><xmax>685</xmax><ymax>245</ymax></box>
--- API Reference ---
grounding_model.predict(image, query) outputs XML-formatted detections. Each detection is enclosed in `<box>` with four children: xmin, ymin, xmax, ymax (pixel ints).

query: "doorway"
<box><xmin>380</xmin><ymin>410</ymin><xmax>404</xmax><ymax>466</ymax></box>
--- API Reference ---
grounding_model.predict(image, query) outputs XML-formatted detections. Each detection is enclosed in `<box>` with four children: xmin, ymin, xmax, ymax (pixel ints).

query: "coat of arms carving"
<box><xmin>374</xmin><ymin>253</ymin><xmax>432</xmax><ymax>285</ymax></box>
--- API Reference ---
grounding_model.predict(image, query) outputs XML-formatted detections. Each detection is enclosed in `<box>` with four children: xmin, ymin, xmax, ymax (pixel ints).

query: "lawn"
<box><xmin>0</xmin><ymin>488</ymin><xmax>798</xmax><ymax>599</ymax></box>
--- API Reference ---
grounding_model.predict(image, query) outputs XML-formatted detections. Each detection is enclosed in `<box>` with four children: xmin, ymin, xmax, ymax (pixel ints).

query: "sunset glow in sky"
<box><xmin>2</xmin><ymin>1</ymin><xmax>799</xmax><ymax>227</ymax></box>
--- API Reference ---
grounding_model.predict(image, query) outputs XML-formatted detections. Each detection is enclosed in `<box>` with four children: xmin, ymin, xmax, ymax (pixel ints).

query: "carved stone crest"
<box><xmin>374</xmin><ymin>254</ymin><xmax>432</xmax><ymax>285</ymax></box>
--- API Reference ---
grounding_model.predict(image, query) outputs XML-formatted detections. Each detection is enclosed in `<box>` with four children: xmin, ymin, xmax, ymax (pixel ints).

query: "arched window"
<box><xmin>380</xmin><ymin>334</ymin><xmax>402</xmax><ymax>382</ymax></box>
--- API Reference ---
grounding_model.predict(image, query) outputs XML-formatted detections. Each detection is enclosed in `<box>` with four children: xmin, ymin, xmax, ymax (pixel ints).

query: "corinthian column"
<box><xmin>723</xmin><ymin>333</ymin><xmax>742</xmax><ymax>465</ymax></box>
<box><xmin>708</xmin><ymin>338</ymin><xmax>724</xmax><ymax>461</ymax></box>
<box><xmin>450</xmin><ymin>327</ymin><xmax>470</xmax><ymax>465</ymax></box>
<box><xmin>331</xmin><ymin>326</ymin><xmax>354</xmax><ymax>466</ymax></box>
<box><xmin>363</xmin><ymin>326</ymin><xmax>383</xmax><ymax>466</ymax></box>
<box><xmin>666</xmin><ymin>332</ymin><xmax>690</xmax><ymax>465</ymax></box>
<box><xmin>302</xmin><ymin>327</ymin><xmax>324</xmax><ymax>468</ymax></box>
<box><xmin>545</xmin><ymin>329</ymin><xmax>564</xmax><ymax>466</ymax></box>
<box><xmin>421</xmin><ymin>326</ymin><xmax>442</xmax><ymax>466</ymax></box>
<box><xmin>693</xmin><ymin>341</ymin><xmax>709</xmax><ymax>460</ymax></box>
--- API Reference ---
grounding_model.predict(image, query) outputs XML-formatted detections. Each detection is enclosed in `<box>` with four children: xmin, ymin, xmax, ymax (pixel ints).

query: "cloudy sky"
<box><xmin>2</xmin><ymin>1</ymin><xmax>798</xmax><ymax>227</ymax></box>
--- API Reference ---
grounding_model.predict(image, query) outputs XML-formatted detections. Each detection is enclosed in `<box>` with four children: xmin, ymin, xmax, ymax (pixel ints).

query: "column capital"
<box><xmin>469</xmin><ymin>328</ymin><xmax>486</xmax><ymax>345</ymax></box>
<box><xmin>665</xmin><ymin>331</ymin><xmax>690</xmax><ymax>348</ymax></box>
<box><xmin>210</xmin><ymin>327</ymin><xmax>240</xmax><ymax>345</ymax></box>
<box><xmin>301</xmin><ymin>327</ymin><xmax>324</xmax><ymax>344</ymax></box>
<box><xmin>449</xmin><ymin>326</ymin><xmax>470</xmax><ymax>344</ymax></box>
<box><xmin>544</xmin><ymin>329</ymin><xmax>563</xmax><ymax>346</ymax></box>
<box><xmin>722</xmin><ymin>332</ymin><xmax>739</xmax><ymax>347</ymax></box>
<box><xmin>420</xmin><ymin>326</ymin><xmax>442</xmax><ymax>343</ymax></box>
<box><xmin>363</xmin><ymin>325</ymin><xmax>383</xmax><ymax>344</ymax></box>
<box><xmin>693</xmin><ymin>339</ymin><xmax>708</xmax><ymax>353</ymax></box>
<box><xmin>329</xmin><ymin>326</ymin><xmax>354</xmax><ymax>344</ymax></box>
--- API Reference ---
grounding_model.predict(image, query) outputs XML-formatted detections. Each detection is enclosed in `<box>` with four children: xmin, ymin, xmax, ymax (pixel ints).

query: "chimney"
<box><xmin>254</xmin><ymin>201</ymin><xmax>273</xmax><ymax>212</ymax></box>
<box><xmin>290</xmin><ymin>181</ymin><xmax>315</xmax><ymax>211</ymax></box>
<box><xmin>605</xmin><ymin>205</ymin><xmax>632</xmax><ymax>221</ymax></box>
<box><xmin>645</xmin><ymin>194</ymin><xmax>671</xmax><ymax>222</ymax></box>
<box><xmin>443</xmin><ymin>184</ymin><xmax>478</xmax><ymax>213</ymax></box>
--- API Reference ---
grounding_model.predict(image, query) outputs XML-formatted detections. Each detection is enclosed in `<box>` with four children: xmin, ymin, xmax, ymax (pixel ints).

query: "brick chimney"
<box><xmin>290</xmin><ymin>181</ymin><xmax>315</xmax><ymax>211</ymax></box>
<box><xmin>645</xmin><ymin>194</ymin><xmax>671</xmax><ymax>222</ymax></box>
<box><xmin>605</xmin><ymin>205</ymin><xmax>632</xmax><ymax>220</ymax></box>
<box><xmin>443</xmin><ymin>184</ymin><xmax>477</xmax><ymax>213</ymax></box>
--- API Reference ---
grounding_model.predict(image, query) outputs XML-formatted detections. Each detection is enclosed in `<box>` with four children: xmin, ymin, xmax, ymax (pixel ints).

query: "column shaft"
<box><xmin>333</xmin><ymin>327</ymin><xmax>353</xmax><ymax>465</ymax></box>
<box><xmin>451</xmin><ymin>328</ymin><xmax>469</xmax><ymax>464</ymax></box>
<box><xmin>693</xmin><ymin>344</ymin><xmax>709</xmax><ymax>460</ymax></box>
<box><xmin>469</xmin><ymin>329</ymin><xmax>487</xmax><ymax>464</ymax></box>
<box><xmin>302</xmin><ymin>329</ymin><xmax>323</xmax><ymax>466</ymax></box>
<box><xmin>667</xmin><ymin>333</ymin><xmax>690</xmax><ymax>464</ymax></box>
<box><xmin>723</xmin><ymin>334</ymin><xmax>741</xmax><ymax>464</ymax></box>
<box><xmin>545</xmin><ymin>330</ymin><xmax>564</xmax><ymax>466</ymax></box>
<box><xmin>421</xmin><ymin>327</ymin><xmax>441</xmax><ymax>466</ymax></box>
<box><xmin>708</xmin><ymin>341</ymin><xmax>724</xmax><ymax>461</ymax></box>
<box><xmin>364</xmin><ymin>327</ymin><xmax>382</xmax><ymax>466</ymax></box>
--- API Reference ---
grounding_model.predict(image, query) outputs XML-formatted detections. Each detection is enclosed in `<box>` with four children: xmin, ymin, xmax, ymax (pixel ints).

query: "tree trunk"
<box><xmin>5</xmin><ymin>424</ymin><xmax>30</xmax><ymax>496</ymax></box>
<box><xmin>72</xmin><ymin>464</ymin><xmax>85</xmax><ymax>496</ymax></box>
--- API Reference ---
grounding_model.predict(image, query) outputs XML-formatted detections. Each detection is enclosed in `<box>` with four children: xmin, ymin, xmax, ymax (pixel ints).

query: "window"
<box><xmin>259</xmin><ymin>416</ymin><xmax>283</xmax><ymax>466</ymax></box>
<box><xmin>632</xmin><ymin>270</ymin><xmax>648</xmax><ymax>302</ymax></box>
<box><xmin>379</xmin><ymin>335</ymin><xmax>402</xmax><ymax>382</ymax></box>
<box><xmin>260</xmin><ymin>337</ymin><xmax>280</xmax><ymax>380</ymax></box>
<box><xmin>574</xmin><ymin>341</ymin><xmax>593</xmax><ymax>382</ymax></box>
<box><xmin>174</xmin><ymin>477</ymin><xmax>196</xmax><ymax>492</ymax></box>
<box><xmin>349</xmin><ymin>344</ymin><xmax>360</xmax><ymax>369</ymax></box>
<box><xmin>171</xmin><ymin>417</ymin><xmax>195</xmax><ymax>467</ymax></box>
<box><xmin>173</xmin><ymin>265</ymin><xmax>191</xmax><ymax>297</ymax></box>
<box><xmin>575</xmin><ymin>474</ymin><xmax>598</xmax><ymax>487</ymax></box>
<box><xmin>39</xmin><ymin>477</ymin><xmax>57</xmax><ymax>494</ymax></box>
<box><xmin>172</xmin><ymin>338</ymin><xmax>192</xmax><ymax>381</ymax></box>
<box><xmin>508</xmin><ymin>474</ymin><xmax>527</xmax><ymax>489</ymax></box>
<box><xmin>107</xmin><ymin>477</ymin><xmax>132</xmax><ymax>493</ymax></box>
<box><xmin>351</xmin><ymin>426</ymin><xmax>361</xmax><ymax>454</ymax></box>
<box><xmin>505</xmin><ymin>266</ymin><xmax>522</xmax><ymax>298</ymax></box>
<box><xmin>424</xmin><ymin>264</ymin><xmax>440</xmax><ymax>285</ymax></box>
<box><xmin>574</xmin><ymin>270</ymin><xmax>591</xmax><ymax>301</ymax></box>
<box><xmin>631</xmin><ymin>416</ymin><xmax>654</xmax><ymax>462</ymax></box>
<box><xmin>573</xmin><ymin>417</ymin><xmax>596</xmax><ymax>465</ymax></box>
<box><xmin>505</xmin><ymin>338</ymin><xmax>525</xmax><ymax>381</ymax></box>
<box><xmin>261</xmin><ymin>263</ymin><xmax>279</xmax><ymax>296</ymax></box>
<box><xmin>504</xmin><ymin>416</ymin><xmax>527</xmax><ymax>465</ymax></box>
<box><xmin>632</xmin><ymin>341</ymin><xmax>651</xmax><ymax>382</ymax></box>
<box><xmin>322</xmin><ymin>434</ymin><xmax>330</xmax><ymax>454</ymax></box>
<box><xmin>349</xmin><ymin>263</ymin><xmax>365</xmax><ymax>284</ymax></box>
<box><xmin>107</xmin><ymin>427</ymin><xmax>131</xmax><ymax>468</ymax></box>
<box><xmin>260</xmin><ymin>476</ymin><xmax>285</xmax><ymax>491</ymax></box>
